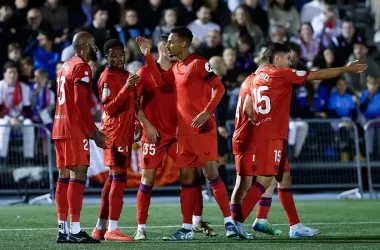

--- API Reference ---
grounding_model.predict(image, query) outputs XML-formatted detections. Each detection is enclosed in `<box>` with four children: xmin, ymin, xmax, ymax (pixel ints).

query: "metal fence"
<box><xmin>364</xmin><ymin>119</ymin><xmax>380</xmax><ymax>199</ymax></box>
<box><xmin>226</xmin><ymin>119</ymin><xmax>364</xmax><ymax>195</ymax></box>
<box><xmin>0</xmin><ymin>123</ymin><xmax>54</xmax><ymax>205</ymax></box>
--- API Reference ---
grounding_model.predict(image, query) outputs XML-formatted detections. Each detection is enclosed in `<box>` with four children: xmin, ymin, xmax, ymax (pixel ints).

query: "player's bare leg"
<box><xmin>103</xmin><ymin>168</ymin><xmax>133</xmax><ymax>242</ymax></box>
<box><xmin>66</xmin><ymin>165</ymin><xmax>100</xmax><ymax>243</ymax></box>
<box><xmin>202</xmin><ymin>161</ymin><xmax>238</xmax><ymax>238</ymax></box>
<box><xmin>278</xmin><ymin>172</ymin><xmax>320</xmax><ymax>238</ymax></box>
<box><xmin>134</xmin><ymin>168</ymin><xmax>157</xmax><ymax>240</ymax></box>
<box><xmin>92</xmin><ymin>172</ymin><xmax>112</xmax><ymax>240</ymax></box>
<box><xmin>163</xmin><ymin>168</ymin><xmax>198</xmax><ymax>241</ymax></box>
<box><xmin>230</xmin><ymin>174</ymin><xmax>254</xmax><ymax>239</ymax></box>
<box><xmin>253</xmin><ymin>178</ymin><xmax>282</xmax><ymax>235</ymax></box>
<box><xmin>56</xmin><ymin>168</ymin><xmax>70</xmax><ymax>243</ymax></box>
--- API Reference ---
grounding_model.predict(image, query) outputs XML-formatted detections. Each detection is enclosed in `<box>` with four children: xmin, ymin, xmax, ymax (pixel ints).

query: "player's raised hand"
<box><xmin>126</xmin><ymin>74</ymin><xmax>140</xmax><ymax>88</ymax></box>
<box><xmin>91</xmin><ymin>129</ymin><xmax>108</xmax><ymax>148</ymax></box>
<box><xmin>146</xmin><ymin>123</ymin><xmax>159</xmax><ymax>144</ymax></box>
<box><xmin>191</xmin><ymin>111</ymin><xmax>210</xmax><ymax>128</ymax></box>
<box><xmin>346</xmin><ymin>60</ymin><xmax>368</xmax><ymax>73</ymax></box>
<box><xmin>135</xmin><ymin>37</ymin><xmax>150</xmax><ymax>56</ymax></box>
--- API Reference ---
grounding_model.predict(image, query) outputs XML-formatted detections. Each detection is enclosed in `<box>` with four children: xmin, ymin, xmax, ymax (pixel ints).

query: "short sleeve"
<box><xmin>73</xmin><ymin>63</ymin><xmax>92</xmax><ymax>87</ymax></box>
<box><xmin>278</xmin><ymin>68</ymin><xmax>310</xmax><ymax>85</ymax></box>
<box><xmin>194</xmin><ymin>58</ymin><xmax>217</xmax><ymax>83</ymax></box>
<box><xmin>350</xmin><ymin>96</ymin><xmax>356</xmax><ymax>109</ymax></box>
<box><xmin>328</xmin><ymin>95</ymin><xmax>336</xmax><ymax>110</ymax></box>
<box><xmin>359</xmin><ymin>90</ymin><xmax>368</xmax><ymax>104</ymax></box>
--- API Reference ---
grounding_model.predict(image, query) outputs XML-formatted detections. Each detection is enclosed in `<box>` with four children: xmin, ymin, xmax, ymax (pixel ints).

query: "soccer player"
<box><xmin>53</xmin><ymin>31</ymin><xmax>106</xmax><ymax>243</ymax></box>
<box><xmin>134</xmin><ymin>34</ymin><xmax>216</xmax><ymax>240</ymax></box>
<box><xmin>91</xmin><ymin>39</ymin><xmax>140</xmax><ymax>241</ymax></box>
<box><xmin>237</xmin><ymin>43</ymin><xmax>367</xmax><ymax>238</ymax></box>
<box><xmin>136</xmin><ymin>26</ymin><xmax>239</xmax><ymax>240</ymax></box>
<box><xmin>230</xmin><ymin>56</ymin><xmax>281</xmax><ymax>238</ymax></box>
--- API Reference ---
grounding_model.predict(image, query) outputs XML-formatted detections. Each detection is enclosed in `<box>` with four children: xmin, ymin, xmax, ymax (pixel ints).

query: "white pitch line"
<box><xmin>0</xmin><ymin>221</ymin><xmax>380</xmax><ymax>232</ymax></box>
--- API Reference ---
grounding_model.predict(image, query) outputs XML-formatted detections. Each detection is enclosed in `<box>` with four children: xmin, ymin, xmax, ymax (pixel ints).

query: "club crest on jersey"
<box><xmin>102</xmin><ymin>83</ymin><xmax>111</xmax><ymax>100</ymax></box>
<box><xmin>205</xmin><ymin>62</ymin><xmax>213</xmax><ymax>72</ymax></box>
<box><xmin>81</xmin><ymin>76</ymin><xmax>90</xmax><ymax>83</ymax></box>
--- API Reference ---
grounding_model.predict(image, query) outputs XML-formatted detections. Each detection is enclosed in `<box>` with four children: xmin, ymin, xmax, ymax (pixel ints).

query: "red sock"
<box><xmin>98</xmin><ymin>176</ymin><xmax>112</xmax><ymax>220</ymax></box>
<box><xmin>136</xmin><ymin>183</ymin><xmax>152</xmax><ymax>224</ymax></box>
<box><xmin>231</xmin><ymin>204</ymin><xmax>242</xmax><ymax>222</ymax></box>
<box><xmin>180</xmin><ymin>185</ymin><xmax>197</xmax><ymax>224</ymax></box>
<box><xmin>278</xmin><ymin>188</ymin><xmax>300</xmax><ymax>226</ymax></box>
<box><xmin>68</xmin><ymin>179</ymin><xmax>86</xmax><ymax>222</ymax></box>
<box><xmin>193</xmin><ymin>185</ymin><xmax>203</xmax><ymax>216</ymax></box>
<box><xmin>209</xmin><ymin>176</ymin><xmax>230</xmax><ymax>217</ymax></box>
<box><xmin>240</xmin><ymin>182</ymin><xmax>266</xmax><ymax>223</ymax></box>
<box><xmin>257</xmin><ymin>197</ymin><xmax>272</xmax><ymax>219</ymax></box>
<box><xmin>109</xmin><ymin>173</ymin><xmax>126</xmax><ymax>221</ymax></box>
<box><xmin>56</xmin><ymin>178</ymin><xmax>69</xmax><ymax>221</ymax></box>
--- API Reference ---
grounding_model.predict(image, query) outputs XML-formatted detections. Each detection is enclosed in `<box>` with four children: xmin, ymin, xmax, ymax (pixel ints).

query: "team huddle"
<box><xmin>52</xmin><ymin>27</ymin><xmax>368</xmax><ymax>243</ymax></box>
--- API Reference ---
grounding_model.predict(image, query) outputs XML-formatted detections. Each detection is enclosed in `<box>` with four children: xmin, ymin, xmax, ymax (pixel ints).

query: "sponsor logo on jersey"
<box><xmin>205</xmin><ymin>62</ymin><xmax>213</xmax><ymax>72</ymax></box>
<box><xmin>102</xmin><ymin>83</ymin><xmax>111</xmax><ymax>100</ymax></box>
<box><xmin>81</xmin><ymin>76</ymin><xmax>90</xmax><ymax>83</ymax></box>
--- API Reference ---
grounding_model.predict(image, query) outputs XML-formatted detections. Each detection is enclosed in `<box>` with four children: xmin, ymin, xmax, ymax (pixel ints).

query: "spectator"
<box><xmin>105</xmin><ymin>0</ymin><xmax>130</xmax><ymax>29</ymax></box>
<box><xmin>87</xmin><ymin>60</ymin><xmax>101</xmax><ymax>121</ymax></box>
<box><xmin>124</xmin><ymin>44</ymin><xmax>143</xmax><ymax>74</ymax></box>
<box><xmin>140</xmin><ymin>0</ymin><xmax>164</xmax><ymax>31</ymax></box>
<box><xmin>152</xmin><ymin>9</ymin><xmax>177</xmax><ymax>46</ymax></box>
<box><xmin>205</xmin><ymin>0</ymin><xmax>231</xmax><ymax>29</ymax></box>
<box><xmin>268</xmin><ymin>0</ymin><xmax>300</xmax><ymax>36</ymax></box>
<box><xmin>242</xmin><ymin>0</ymin><xmax>269</xmax><ymax>36</ymax></box>
<box><xmin>222</xmin><ymin>5</ymin><xmax>263</xmax><ymax>50</ymax></box>
<box><xmin>175</xmin><ymin>0</ymin><xmax>197</xmax><ymax>27</ymax></box>
<box><xmin>235</xmin><ymin>34</ymin><xmax>256</xmax><ymax>73</ymax></box>
<box><xmin>80</xmin><ymin>0</ymin><xmax>93</xmax><ymax>28</ymax></box>
<box><xmin>195</xmin><ymin>30</ymin><xmax>224</xmax><ymax>60</ymax></box>
<box><xmin>254</xmin><ymin>43</ymin><xmax>268</xmax><ymax>65</ymax></box>
<box><xmin>312</xmin><ymin>48</ymin><xmax>339</xmax><ymax>89</ymax></box>
<box><xmin>0</xmin><ymin>62</ymin><xmax>35</xmax><ymax>162</ymax></box>
<box><xmin>19</xmin><ymin>57</ymin><xmax>34</xmax><ymax>85</ymax></box>
<box><xmin>264</xmin><ymin>24</ymin><xmax>297</xmax><ymax>46</ymax></box>
<box><xmin>0</xmin><ymin>2</ymin><xmax>22</xmax><ymax>70</ymax></box>
<box><xmin>40</xmin><ymin>0</ymin><xmax>69</xmax><ymax>32</ymax></box>
<box><xmin>311</xmin><ymin>4</ymin><xmax>341</xmax><ymax>48</ymax></box>
<box><xmin>187</xmin><ymin>5</ymin><xmax>221</xmax><ymax>49</ymax></box>
<box><xmin>222</xmin><ymin>48</ymin><xmax>241</xmax><ymax>91</ymax></box>
<box><xmin>118</xmin><ymin>9</ymin><xmax>151</xmax><ymax>45</ymax></box>
<box><xmin>7</xmin><ymin>43</ymin><xmax>22</xmax><ymax>65</ymax></box>
<box><xmin>20</xmin><ymin>8</ymin><xmax>54</xmax><ymax>50</ymax></box>
<box><xmin>297</xmin><ymin>23</ymin><xmax>322</xmax><ymax>67</ymax></box>
<box><xmin>300</xmin><ymin>0</ymin><xmax>324</xmax><ymax>23</ymax></box>
<box><xmin>31</xmin><ymin>69</ymin><xmax>55</xmax><ymax>133</ymax></box>
<box><xmin>345</xmin><ymin>42</ymin><xmax>380</xmax><ymax>96</ymax></box>
<box><xmin>359</xmin><ymin>75</ymin><xmax>380</xmax><ymax>120</ymax></box>
<box><xmin>328</xmin><ymin>77</ymin><xmax>357</xmax><ymax>120</ymax></box>
<box><xmin>87</xmin><ymin>5</ymin><xmax>118</xmax><ymax>56</ymax></box>
<box><xmin>289</xmin><ymin>43</ymin><xmax>308</xmax><ymax>71</ymax></box>
<box><xmin>31</xmin><ymin>29</ymin><xmax>60</xmax><ymax>80</ymax></box>
<box><xmin>331</xmin><ymin>18</ymin><xmax>364</xmax><ymax>67</ymax></box>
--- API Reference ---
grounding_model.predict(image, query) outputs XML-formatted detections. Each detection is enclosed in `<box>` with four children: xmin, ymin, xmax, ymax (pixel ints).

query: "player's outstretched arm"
<box><xmin>135</xmin><ymin>37</ymin><xmax>174</xmax><ymax>86</ymax></box>
<box><xmin>99</xmin><ymin>74</ymin><xmax>140</xmax><ymax>117</ymax></box>
<box><xmin>307</xmin><ymin>60</ymin><xmax>368</xmax><ymax>82</ymax></box>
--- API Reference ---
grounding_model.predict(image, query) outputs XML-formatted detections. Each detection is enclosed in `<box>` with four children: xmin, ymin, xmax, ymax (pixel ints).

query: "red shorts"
<box><xmin>55</xmin><ymin>138</ymin><xmax>90</xmax><ymax>168</ymax></box>
<box><xmin>104</xmin><ymin>144</ymin><xmax>132</xmax><ymax>169</ymax></box>
<box><xmin>141</xmin><ymin>138</ymin><xmax>177</xmax><ymax>169</ymax></box>
<box><xmin>255</xmin><ymin>139</ymin><xmax>290</xmax><ymax>176</ymax></box>
<box><xmin>234</xmin><ymin>148</ymin><xmax>256</xmax><ymax>176</ymax></box>
<box><xmin>177</xmin><ymin>133</ymin><xmax>218</xmax><ymax>168</ymax></box>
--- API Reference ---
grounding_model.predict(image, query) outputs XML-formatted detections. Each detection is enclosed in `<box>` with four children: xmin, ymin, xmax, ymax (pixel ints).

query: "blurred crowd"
<box><xmin>0</xmin><ymin>0</ymin><xmax>380</xmax><ymax>162</ymax></box>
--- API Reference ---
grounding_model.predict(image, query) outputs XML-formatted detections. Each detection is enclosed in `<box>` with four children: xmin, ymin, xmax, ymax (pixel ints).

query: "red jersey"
<box><xmin>53</xmin><ymin>56</ymin><xmax>94</xmax><ymax>139</ymax></box>
<box><xmin>146</xmin><ymin>54</ymin><xmax>223</xmax><ymax>136</ymax></box>
<box><xmin>232</xmin><ymin>75</ymin><xmax>255</xmax><ymax>154</ymax></box>
<box><xmin>98</xmin><ymin>67</ymin><xmax>135</xmax><ymax>151</ymax></box>
<box><xmin>250</xmin><ymin>65</ymin><xmax>309</xmax><ymax>140</ymax></box>
<box><xmin>136</xmin><ymin>64</ymin><xmax>177</xmax><ymax>141</ymax></box>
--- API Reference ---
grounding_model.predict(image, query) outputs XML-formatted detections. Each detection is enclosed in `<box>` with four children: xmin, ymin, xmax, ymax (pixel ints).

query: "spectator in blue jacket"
<box><xmin>32</xmin><ymin>29</ymin><xmax>60</xmax><ymax>80</ymax></box>
<box><xmin>360</xmin><ymin>75</ymin><xmax>380</xmax><ymax>120</ymax></box>
<box><xmin>328</xmin><ymin>77</ymin><xmax>357</xmax><ymax>120</ymax></box>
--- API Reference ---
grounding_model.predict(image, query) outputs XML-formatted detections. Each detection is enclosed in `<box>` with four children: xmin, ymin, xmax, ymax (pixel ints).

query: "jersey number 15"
<box><xmin>252</xmin><ymin>86</ymin><xmax>271</xmax><ymax>115</ymax></box>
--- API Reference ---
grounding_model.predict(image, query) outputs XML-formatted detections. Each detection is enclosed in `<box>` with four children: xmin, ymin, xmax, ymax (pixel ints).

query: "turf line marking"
<box><xmin>1</xmin><ymin>221</ymin><xmax>380</xmax><ymax>231</ymax></box>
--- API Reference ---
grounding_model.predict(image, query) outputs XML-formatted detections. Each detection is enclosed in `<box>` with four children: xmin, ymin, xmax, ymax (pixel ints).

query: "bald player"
<box><xmin>53</xmin><ymin>31</ymin><xmax>106</xmax><ymax>244</ymax></box>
